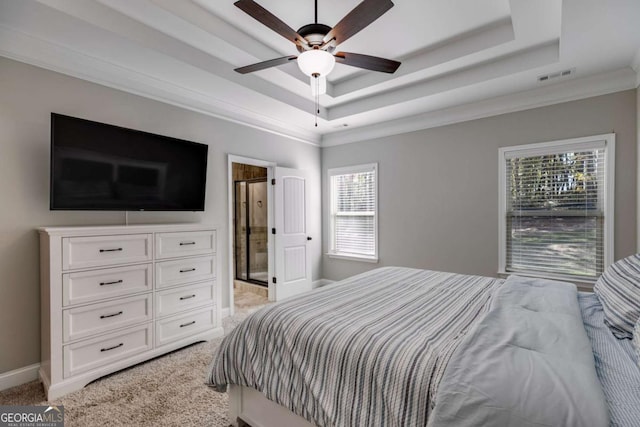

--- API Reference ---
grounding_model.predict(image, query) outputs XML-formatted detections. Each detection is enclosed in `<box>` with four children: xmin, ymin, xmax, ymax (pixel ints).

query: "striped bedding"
<box><xmin>578</xmin><ymin>292</ymin><xmax>640</xmax><ymax>427</ymax></box>
<box><xmin>207</xmin><ymin>267</ymin><xmax>503</xmax><ymax>427</ymax></box>
<box><xmin>594</xmin><ymin>254</ymin><xmax>640</xmax><ymax>339</ymax></box>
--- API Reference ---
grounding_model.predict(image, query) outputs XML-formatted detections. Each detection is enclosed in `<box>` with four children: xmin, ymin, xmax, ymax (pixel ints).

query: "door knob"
<box><xmin>307</xmin><ymin>236</ymin><xmax>312</xmax><ymax>241</ymax></box>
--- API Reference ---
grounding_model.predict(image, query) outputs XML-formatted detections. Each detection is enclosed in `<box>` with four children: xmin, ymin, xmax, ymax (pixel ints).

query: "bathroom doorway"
<box><xmin>231</xmin><ymin>161</ymin><xmax>271</xmax><ymax>310</ymax></box>
<box><xmin>235</xmin><ymin>178</ymin><xmax>268</xmax><ymax>285</ymax></box>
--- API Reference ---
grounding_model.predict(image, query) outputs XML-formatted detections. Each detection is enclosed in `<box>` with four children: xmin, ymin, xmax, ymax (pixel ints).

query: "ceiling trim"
<box><xmin>0</xmin><ymin>23</ymin><xmax>321</xmax><ymax>146</ymax></box>
<box><xmin>186</xmin><ymin>0</ymin><xmax>318</xmax><ymax>90</ymax></box>
<box><xmin>91</xmin><ymin>0</ymin><xmax>321</xmax><ymax>97</ymax></box>
<box><xmin>331</xmin><ymin>17</ymin><xmax>514</xmax><ymax>97</ymax></box>
<box><xmin>2</xmin><ymin>16</ymin><xmax>633</xmax><ymax>151</ymax></box>
<box><xmin>33</xmin><ymin>0</ymin><xmax>328</xmax><ymax>119</ymax></box>
<box><xmin>1</xmin><ymin>0</ymin><xmax>635</xmax><ymax>150</ymax></box>
<box><xmin>321</xmin><ymin>67</ymin><xmax>637</xmax><ymax>147</ymax></box>
<box><xmin>4</xmin><ymin>16</ymin><xmax>630</xmax><ymax>151</ymax></box>
<box><xmin>327</xmin><ymin>40</ymin><xmax>559</xmax><ymax>121</ymax></box>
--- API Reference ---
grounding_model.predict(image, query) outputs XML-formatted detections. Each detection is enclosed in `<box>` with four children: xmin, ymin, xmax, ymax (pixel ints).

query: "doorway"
<box><xmin>226</xmin><ymin>155</ymin><xmax>312</xmax><ymax>316</ymax></box>
<box><xmin>234</xmin><ymin>178</ymin><xmax>268</xmax><ymax>285</ymax></box>
<box><xmin>229</xmin><ymin>158</ymin><xmax>275</xmax><ymax>315</ymax></box>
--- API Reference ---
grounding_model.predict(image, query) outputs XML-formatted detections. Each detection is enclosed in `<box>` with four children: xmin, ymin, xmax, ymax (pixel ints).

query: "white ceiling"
<box><xmin>0</xmin><ymin>0</ymin><xmax>639</xmax><ymax>146</ymax></box>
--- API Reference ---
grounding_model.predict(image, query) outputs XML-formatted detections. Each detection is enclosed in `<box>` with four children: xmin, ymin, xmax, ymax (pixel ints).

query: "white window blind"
<box><xmin>329</xmin><ymin>164</ymin><xmax>377</xmax><ymax>260</ymax></box>
<box><xmin>500</xmin><ymin>135</ymin><xmax>614</xmax><ymax>282</ymax></box>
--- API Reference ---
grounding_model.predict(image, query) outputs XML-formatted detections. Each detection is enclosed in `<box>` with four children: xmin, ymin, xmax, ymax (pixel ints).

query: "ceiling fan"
<box><xmin>233</xmin><ymin>0</ymin><xmax>401</xmax><ymax>96</ymax></box>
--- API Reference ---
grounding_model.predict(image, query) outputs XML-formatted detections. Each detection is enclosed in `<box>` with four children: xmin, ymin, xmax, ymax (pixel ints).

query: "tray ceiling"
<box><xmin>0</xmin><ymin>0</ymin><xmax>639</xmax><ymax>146</ymax></box>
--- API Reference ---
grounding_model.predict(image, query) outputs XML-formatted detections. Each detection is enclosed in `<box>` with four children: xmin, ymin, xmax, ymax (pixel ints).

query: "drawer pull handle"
<box><xmin>180</xmin><ymin>294</ymin><xmax>196</xmax><ymax>301</ymax></box>
<box><xmin>100</xmin><ymin>279</ymin><xmax>123</xmax><ymax>286</ymax></box>
<box><xmin>180</xmin><ymin>320</ymin><xmax>196</xmax><ymax>328</ymax></box>
<box><xmin>100</xmin><ymin>343</ymin><xmax>124</xmax><ymax>352</ymax></box>
<box><xmin>100</xmin><ymin>311</ymin><xmax>123</xmax><ymax>319</ymax></box>
<box><xmin>180</xmin><ymin>241</ymin><xmax>196</xmax><ymax>246</ymax></box>
<box><xmin>99</xmin><ymin>248</ymin><xmax>123</xmax><ymax>253</ymax></box>
<box><xmin>179</xmin><ymin>268</ymin><xmax>196</xmax><ymax>273</ymax></box>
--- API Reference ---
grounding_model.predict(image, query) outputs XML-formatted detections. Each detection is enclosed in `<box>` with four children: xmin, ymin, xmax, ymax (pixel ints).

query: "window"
<box><xmin>499</xmin><ymin>134</ymin><xmax>615</xmax><ymax>283</ymax></box>
<box><xmin>328</xmin><ymin>163</ymin><xmax>378</xmax><ymax>262</ymax></box>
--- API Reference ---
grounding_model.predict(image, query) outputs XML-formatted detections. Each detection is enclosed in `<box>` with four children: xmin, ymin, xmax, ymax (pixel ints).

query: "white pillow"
<box><xmin>594</xmin><ymin>254</ymin><xmax>640</xmax><ymax>339</ymax></box>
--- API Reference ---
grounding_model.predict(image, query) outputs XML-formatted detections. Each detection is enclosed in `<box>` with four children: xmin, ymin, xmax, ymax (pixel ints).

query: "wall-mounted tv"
<box><xmin>50</xmin><ymin>113</ymin><xmax>208</xmax><ymax>211</ymax></box>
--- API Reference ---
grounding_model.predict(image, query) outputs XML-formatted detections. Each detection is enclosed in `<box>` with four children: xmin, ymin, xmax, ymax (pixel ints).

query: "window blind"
<box><xmin>330</xmin><ymin>165</ymin><xmax>377</xmax><ymax>257</ymax></box>
<box><xmin>505</xmin><ymin>146</ymin><xmax>606</xmax><ymax>279</ymax></box>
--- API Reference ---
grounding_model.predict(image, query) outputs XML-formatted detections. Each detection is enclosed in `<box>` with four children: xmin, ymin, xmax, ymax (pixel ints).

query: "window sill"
<box><xmin>327</xmin><ymin>253</ymin><xmax>379</xmax><ymax>263</ymax></box>
<box><xmin>497</xmin><ymin>270</ymin><xmax>597</xmax><ymax>287</ymax></box>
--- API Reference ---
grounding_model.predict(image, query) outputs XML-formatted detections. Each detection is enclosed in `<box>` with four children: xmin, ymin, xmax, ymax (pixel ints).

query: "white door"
<box><xmin>273</xmin><ymin>167</ymin><xmax>312</xmax><ymax>301</ymax></box>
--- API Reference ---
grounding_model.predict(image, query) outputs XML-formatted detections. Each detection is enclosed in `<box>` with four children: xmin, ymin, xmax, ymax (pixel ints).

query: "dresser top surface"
<box><xmin>39</xmin><ymin>223</ymin><xmax>217</xmax><ymax>235</ymax></box>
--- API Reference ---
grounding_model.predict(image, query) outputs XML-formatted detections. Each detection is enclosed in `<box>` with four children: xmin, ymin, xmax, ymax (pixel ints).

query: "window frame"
<box><xmin>327</xmin><ymin>163</ymin><xmax>379</xmax><ymax>263</ymax></box>
<box><xmin>498</xmin><ymin>134</ymin><xmax>615</xmax><ymax>284</ymax></box>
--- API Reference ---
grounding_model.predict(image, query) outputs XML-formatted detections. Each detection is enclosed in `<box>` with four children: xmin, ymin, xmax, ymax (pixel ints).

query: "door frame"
<box><xmin>227</xmin><ymin>155</ymin><xmax>276</xmax><ymax>316</ymax></box>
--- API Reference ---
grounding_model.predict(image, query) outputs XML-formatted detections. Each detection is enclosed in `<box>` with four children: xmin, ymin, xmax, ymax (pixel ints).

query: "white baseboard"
<box><xmin>221</xmin><ymin>307</ymin><xmax>231</xmax><ymax>319</ymax></box>
<box><xmin>0</xmin><ymin>363</ymin><xmax>40</xmax><ymax>392</ymax></box>
<box><xmin>312</xmin><ymin>279</ymin><xmax>335</xmax><ymax>289</ymax></box>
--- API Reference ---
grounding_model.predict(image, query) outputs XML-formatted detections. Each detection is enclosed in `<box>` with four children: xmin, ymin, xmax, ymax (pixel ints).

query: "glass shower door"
<box><xmin>247</xmin><ymin>180</ymin><xmax>268</xmax><ymax>283</ymax></box>
<box><xmin>235</xmin><ymin>179</ymin><xmax>268</xmax><ymax>285</ymax></box>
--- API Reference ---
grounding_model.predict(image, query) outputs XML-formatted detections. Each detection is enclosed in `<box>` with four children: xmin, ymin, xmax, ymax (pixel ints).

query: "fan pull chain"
<box><xmin>313</xmin><ymin>73</ymin><xmax>320</xmax><ymax>127</ymax></box>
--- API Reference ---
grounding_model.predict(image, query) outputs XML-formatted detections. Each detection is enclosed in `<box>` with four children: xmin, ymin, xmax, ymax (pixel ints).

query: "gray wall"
<box><xmin>322</xmin><ymin>90</ymin><xmax>638</xmax><ymax>281</ymax></box>
<box><xmin>0</xmin><ymin>57</ymin><xmax>322</xmax><ymax>374</ymax></box>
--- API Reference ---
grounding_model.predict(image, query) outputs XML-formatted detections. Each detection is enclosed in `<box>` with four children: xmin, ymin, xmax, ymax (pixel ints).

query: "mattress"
<box><xmin>578</xmin><ymin>292</ymin><xmax>640</xmax><ymax>427</ymax></box>
<box><xmin>208</xmin><ymin>267</ymin><xmax>503</xmax><ymax>427</ymax></box>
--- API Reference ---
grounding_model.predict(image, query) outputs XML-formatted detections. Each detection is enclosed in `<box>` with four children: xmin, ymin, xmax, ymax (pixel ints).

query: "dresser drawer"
<box><xmin>63</xmin><ymin>323</ymin><xmax>152</xmax><ymax>378</ymax></box>
<box><xmin>155</xmin><ymin>256</ymin><xmax>215</xmax><ymax>289</ymax></box>
<box><xmin>63</xmin><ymin>294</ymin><xmax>152</xmax><ymax>343</ymax></box>
<box><xmin>155</xmin><ymin>307</ymin><xmax>215</xmax><ymax>347</ymax></box>
<box><xmin>155</xmin><ymin>230</ymin><xmax>216</xmax><ymax>259</ymax></box>
<box><xmin>156</xmin><ymin>282</ymin><xmax>215</xmax><ymax>318</ymax></box>
<box><xmin>62</xmin><ymin>234</ymin><xmax>152</xmax><ymax>270</ymax></box>
<box><xmin>63</xmin><ymin>264</ymin><xmax>152</xmax><ymax>307</ymax></box>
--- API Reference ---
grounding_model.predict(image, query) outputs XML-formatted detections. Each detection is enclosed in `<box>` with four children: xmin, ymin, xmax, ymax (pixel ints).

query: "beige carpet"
<box><xmin>0</xmin><ymin>290</ymin><xmax>269</xmax><ymax>426</ymax></box>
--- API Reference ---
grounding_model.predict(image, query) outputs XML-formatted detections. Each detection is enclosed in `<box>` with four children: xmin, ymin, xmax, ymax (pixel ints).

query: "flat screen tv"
<box><xmin>50</xmin><ymin>113</ymin><xmax>208</xmax><ymax>211</ymax></box>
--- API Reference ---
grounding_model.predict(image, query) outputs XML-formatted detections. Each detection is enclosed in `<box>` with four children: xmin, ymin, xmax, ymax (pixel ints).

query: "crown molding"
<box><xmin>321</xmin><ymin>67</ymin><xmax>637</xmax><ymax>147</ymax></box>
<box><xmin>0</xmin><ymin>24</ymin><xmax>321</xmax><ymax>146</ymax></box>
<box><xmin>331</xmin><ymin>17</ymin><xmax>514</xmax><ymax>98</ymax></box>
<box><xmin>1</xmin><ymin>18</ymin><xmax>633</xmax><ymax>151</ymax></box>
<box><xmin>91</xmin><ymin>0</ymin><xmax>325</xmax><ymax>99</ymax></box>
<box><xmin>1</xmin><ymin>0</ymin><xmax>634</xmax><ymax>149</ymax></box>
<box><xmin>327</xmin><ymin>40</ymin><xmax>558</xmax><ymax>121</ymax></box>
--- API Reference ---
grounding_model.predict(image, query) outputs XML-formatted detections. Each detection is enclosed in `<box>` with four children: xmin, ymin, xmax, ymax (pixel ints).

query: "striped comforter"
<box><xmin>207</xmin><ymin>267</ymin><xmax>504</xmax><ymax>427</ymax></box>
<box><xmin>579</xmin><ymin>293</ymin><xmax>640</xmax><ymax>427</ymax></box>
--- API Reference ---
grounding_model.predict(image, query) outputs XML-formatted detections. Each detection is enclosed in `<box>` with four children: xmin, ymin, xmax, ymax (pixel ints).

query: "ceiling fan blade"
<box><xmin>234</xmin><ymin>0</ymin><xmax>307</xmax><ymax>47</ymax></box>
<box><xmin>334</xmin><ymin>52</ymin><xmax>400</xmax><ymax>73</ymax></box>
<box><xmin>234</xmin><ymin>55</ymin><xmax>298</xmax><ymax>74</ymax></box>
<box><xmin>323</xmin><ymin>0</ymin><xmax>394</xmax><ymax>46</ymax></box>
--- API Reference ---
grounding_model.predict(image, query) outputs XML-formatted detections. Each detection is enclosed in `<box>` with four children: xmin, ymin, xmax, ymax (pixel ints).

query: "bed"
<box><xmin>578</xmin><ymin>293</ymin><xmax>640</xmax><ymax>427</ymax></box>
<box><xmin>207</xmin><ymin>266</ymin><xmax>639</xmax><ymax>427</ymax></box>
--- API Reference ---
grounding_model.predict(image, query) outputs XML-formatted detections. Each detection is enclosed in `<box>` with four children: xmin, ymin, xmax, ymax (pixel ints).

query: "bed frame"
<box><xmin>229</xmin><ymin>385</ymin><xmax>315</xmax><ymax>427</ymax></box>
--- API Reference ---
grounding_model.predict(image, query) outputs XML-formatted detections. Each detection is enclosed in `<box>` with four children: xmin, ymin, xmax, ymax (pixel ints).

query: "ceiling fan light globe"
<box><xmin>297</xmin><ymin>50</ymin><xmax>335</xmax><ymax>77</ymax></box>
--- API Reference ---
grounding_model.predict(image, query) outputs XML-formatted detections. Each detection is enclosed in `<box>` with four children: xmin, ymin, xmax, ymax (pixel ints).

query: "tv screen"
<box><xmin>50</xmin><ymin>114</ymin><xmax>208</xmax><ymax>211</ymax></box>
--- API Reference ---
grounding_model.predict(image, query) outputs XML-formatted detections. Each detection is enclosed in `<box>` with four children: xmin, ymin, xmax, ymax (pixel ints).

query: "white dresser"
<box><xmin>38</xmin><ymin>223</ymin><xmax>223</xmax><ymax>400</ymax></box>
